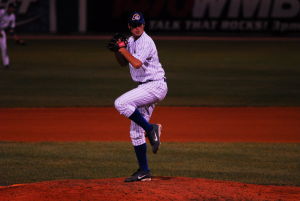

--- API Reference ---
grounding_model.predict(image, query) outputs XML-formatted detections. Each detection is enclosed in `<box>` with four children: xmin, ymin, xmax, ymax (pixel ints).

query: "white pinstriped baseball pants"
<box><xmin>114</xmin><ymin>80</ymin><xmax>168</xmax><ymax>146</ymax></box>
<box><xmin>0</xmin><ymin>30</ymin><xmax>9</xmax><ymax>66</ymax></box>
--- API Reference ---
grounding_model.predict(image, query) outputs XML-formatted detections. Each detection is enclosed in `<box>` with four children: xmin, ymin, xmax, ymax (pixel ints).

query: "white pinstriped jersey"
<box><xmin>0</xmin><ymin>9</ymin><xmax>15</xmax><ymax>30</ymax></box>
<box><xmin>127</xmin><ymin>32</ymin><xmax>165</xmax><ymax>83</ymax></box>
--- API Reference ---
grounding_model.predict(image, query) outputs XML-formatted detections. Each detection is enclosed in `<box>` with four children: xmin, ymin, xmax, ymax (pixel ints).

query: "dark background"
<box><xmin>12</xmin><ymin>0</ymin><xmax>300</xmax><ymax>35</ymax></box>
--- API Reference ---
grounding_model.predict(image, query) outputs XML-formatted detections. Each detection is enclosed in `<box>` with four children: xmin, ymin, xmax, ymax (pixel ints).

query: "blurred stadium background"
<box><xmin>10</xmin><ymin>0</ymin><xmax>300</xmax><ymax>36</ymax></box>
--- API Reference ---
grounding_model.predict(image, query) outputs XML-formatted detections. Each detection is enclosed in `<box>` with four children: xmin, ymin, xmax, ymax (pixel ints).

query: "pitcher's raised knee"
<box><xmin>114</xmin><ymin>98</ymin><xmax>135</xmax><ymax>117</ymax></box>
<box><xmin>114</xmin><ymin>98</ymin><xmax>124</xmax><ymax>113</ymax></box>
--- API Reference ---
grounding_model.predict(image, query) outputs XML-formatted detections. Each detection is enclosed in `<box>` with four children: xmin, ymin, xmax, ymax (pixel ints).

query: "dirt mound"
<box><xmin>0</xmin><ymin>177</ymin><xmax>299</xmax><ymax>201</ymax></box>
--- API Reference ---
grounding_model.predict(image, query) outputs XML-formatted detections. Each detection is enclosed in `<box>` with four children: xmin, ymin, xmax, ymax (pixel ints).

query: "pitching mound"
<box><xmin>0</xmin><ymin>177</ymin><xmax>299</xmax><ymax>201</ymax></box>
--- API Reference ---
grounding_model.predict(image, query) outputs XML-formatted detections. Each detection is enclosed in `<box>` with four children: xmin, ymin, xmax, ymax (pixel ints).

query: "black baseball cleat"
<box><xmin>124</xmin><ymin>169</ymin><xmax>151</xmax><ymax>182</ymax></box>
<box><xmin>147</xmin><ymin>124</ymin><xmax>162</xmax><ymax>154</ymax></box>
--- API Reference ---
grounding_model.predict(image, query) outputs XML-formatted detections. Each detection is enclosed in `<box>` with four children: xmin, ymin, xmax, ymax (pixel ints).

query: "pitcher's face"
<box><xmin>129</xmin><ymin>24</ymin><xmax>145</xmax><ymax>39</ymax></box>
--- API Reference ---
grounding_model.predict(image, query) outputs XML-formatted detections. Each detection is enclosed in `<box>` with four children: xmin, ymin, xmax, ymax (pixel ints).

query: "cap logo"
<box><xmin>132</xmin><ymin>13</ymin><xmax>140</xmax><ymax>21</ymax></box>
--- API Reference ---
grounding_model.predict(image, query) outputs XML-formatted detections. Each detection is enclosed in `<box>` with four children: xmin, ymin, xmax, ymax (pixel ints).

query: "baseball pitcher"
<box><xmin>107</xmin><ymin>12</ymin><xmax>168</xmax><ymax>182</ymax></box>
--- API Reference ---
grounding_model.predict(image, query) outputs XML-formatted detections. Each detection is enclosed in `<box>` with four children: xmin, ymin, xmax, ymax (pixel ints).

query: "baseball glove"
<box><xmin>107</xmin><ymin>33</ymin><xmax>128</xmax><ymax>52</ymax></box>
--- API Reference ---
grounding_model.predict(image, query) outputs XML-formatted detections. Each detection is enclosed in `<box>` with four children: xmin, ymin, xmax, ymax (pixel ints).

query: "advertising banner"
<box><xmin>2</xmin><ymin>0</ymin><xmax>299</xmax><ymax>35</ymax></box>
<box><xmin>110</xmin><ymin>0</ymin><xmax>300</xmax><ymax>35</ymax></box>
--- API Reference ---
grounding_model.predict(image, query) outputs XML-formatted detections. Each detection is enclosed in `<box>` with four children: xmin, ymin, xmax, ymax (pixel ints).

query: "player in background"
<box><xmin>108</xmin><ymin>12</ymin><xmax>168</xmax><ymax>182</ymax></box>
<box><xmin>0</xmin><ymin>3</ymin><xmax>20</xmax><ymax>69</ymax></box>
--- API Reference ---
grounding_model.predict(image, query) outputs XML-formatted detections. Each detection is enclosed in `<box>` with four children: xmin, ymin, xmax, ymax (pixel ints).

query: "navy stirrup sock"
<box><xmin>129</xmin><ymin>109</ymin><xmax>153</xmax><ymax>133</ymax></box>
<box><xmin>134</xmin><ymin>143</ymin><xmax>149</xmax><ymax>172</ymax></box>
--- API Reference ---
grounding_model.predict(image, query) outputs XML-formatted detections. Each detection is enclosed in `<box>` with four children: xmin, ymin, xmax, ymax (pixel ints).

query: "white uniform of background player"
<box><xmin>111</xmin><ymin>12</ymin><xmax>168</xmax><ymax>182</ymax></box>
<box><xmin>0</xmin><ymin>3</ymin><xmax>16</xmax><ymax>68</ymax></box>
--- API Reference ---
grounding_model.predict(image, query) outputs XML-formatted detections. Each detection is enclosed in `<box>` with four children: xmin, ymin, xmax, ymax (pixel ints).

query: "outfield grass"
<box><xmin>0</xmin><ymin>39</ymin><xmax>299</xmax><ymax>107</ymax></box>
<box><xmin>0</xmin><ymin>142</ymin><xmax>299</xmax><ymax>186</ymax></box>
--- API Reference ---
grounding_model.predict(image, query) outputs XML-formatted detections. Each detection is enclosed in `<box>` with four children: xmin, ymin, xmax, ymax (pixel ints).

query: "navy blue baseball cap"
<box><xmin>128</xmin><ymin>12</ymin><xmax>145</xmax><ymax>27</ymax></box>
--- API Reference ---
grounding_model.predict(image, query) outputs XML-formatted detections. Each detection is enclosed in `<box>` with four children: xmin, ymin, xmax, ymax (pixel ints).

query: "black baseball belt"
<box><xmin>138</xmin><ymin>78</ymin><xmax>167</xmax><ymax>85</ymax></box>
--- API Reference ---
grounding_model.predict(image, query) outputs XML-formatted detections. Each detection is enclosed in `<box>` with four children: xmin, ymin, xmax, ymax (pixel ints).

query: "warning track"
<box><xmin>0</xmin><ymin>107</ymin><xmax>299</xmax><ymax>142</ymax></box>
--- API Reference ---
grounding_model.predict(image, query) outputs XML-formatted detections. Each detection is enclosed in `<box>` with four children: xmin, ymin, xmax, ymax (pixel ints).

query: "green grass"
<box><xmin>0</xmin><ymin>142</ymin><xmax>299</xmax><ymax>186</ymax></box>
<box><xmin>0</xmin><ymin>39</ymin><xmax>299</xmax><ymax>107</ymax></box>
